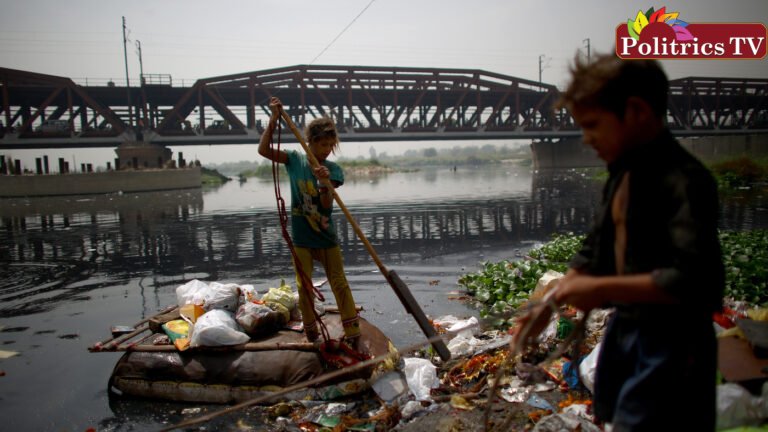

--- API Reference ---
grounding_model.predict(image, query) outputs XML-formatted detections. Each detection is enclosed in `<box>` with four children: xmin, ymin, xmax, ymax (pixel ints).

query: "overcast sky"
<box><xmin>1</xmin><ymin>0</ymin><xmax>766</xmax><ymax>90</ymax></box>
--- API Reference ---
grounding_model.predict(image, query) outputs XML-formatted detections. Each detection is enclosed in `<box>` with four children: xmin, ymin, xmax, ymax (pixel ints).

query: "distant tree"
<box><xmin>423</xmin><ymin>148</ymin><xmax>438</xmax><ymax>157</ymax></box>
<box><xmin>481</xmin><ymin>144</ymin><xmax>496</xmax><ymax>154</ymax></box>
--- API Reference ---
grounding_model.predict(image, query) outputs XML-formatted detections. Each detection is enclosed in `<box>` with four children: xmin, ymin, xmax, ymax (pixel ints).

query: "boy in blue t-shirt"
<box><xmin>258</xmin><ymin>97</ymin><xmax>361</xmax><ymax>346</ymax></box>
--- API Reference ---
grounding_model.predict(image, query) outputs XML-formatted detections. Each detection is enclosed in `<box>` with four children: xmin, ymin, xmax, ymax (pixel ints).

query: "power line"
<box><xmin>308</xmin><ymin>0</ymin><xmax>376</xmax><ymax>65</ymax></box>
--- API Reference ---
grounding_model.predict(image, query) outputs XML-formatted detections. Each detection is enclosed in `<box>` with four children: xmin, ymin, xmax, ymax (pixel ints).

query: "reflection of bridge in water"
<box><xmin>0</xmin><ymin>171</ymin><xmax>603</xmax><ymax>279</ymax></box>
<box><xmin>2</xmin><ymin>171</ymin><xmax>767</xmax><ymax>316</ymax></box>
<box><xmin>2</xmin><ymin>172</ymin><xmax>766</xmax><ymax>279</ymax></box>
<box><xmin>1</xmin><ymin>65</ymin><xmax>766</xmax><ymax>150</ymax></box>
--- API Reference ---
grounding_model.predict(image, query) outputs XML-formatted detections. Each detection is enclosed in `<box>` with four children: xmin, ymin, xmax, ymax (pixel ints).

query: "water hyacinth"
<box><xmin>459</xmin><ymin>230</ymin><xmax>768</xmax><ymax>327</ymax></box>
<box><xmin>458</xmin><ymin>234</ymin><xmax>583</xmax><ymax>323</ymax></box>
<box><xmin>719</xmin><ymin>230</ymin><xmax>768</xmax><ymax>305</ymax></box>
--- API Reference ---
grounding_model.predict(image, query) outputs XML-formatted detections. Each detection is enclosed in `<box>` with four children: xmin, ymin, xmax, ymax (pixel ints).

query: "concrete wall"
<box><xmin>531</xmin><ymin>138</ymin><xmax>602</xmax><ymax>169</ymax></box>
<box><xmin>679</xmin><ymin>135</ymin><xmax>768</xmax><ymax>164</ymax></box>
<box><xmin>532</xmin><ymin>134</ymin><xmax>768</xmax><ymax>169</ymax></box>
<box><xmin>0</xmin><ymin>167</ymin><xmax>201</xmax><ymax>197</ymax></box>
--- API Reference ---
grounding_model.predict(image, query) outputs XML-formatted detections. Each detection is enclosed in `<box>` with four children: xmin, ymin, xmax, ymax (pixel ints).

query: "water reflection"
<box><xmin>0</xmin><ymin>170</ymin><xmax>606</xmax><ymax>313</ymax></box>
<box><xmin>720</xmin><ymin>188</ymin><xmax>768</xmax><ymax>231</ymax></box>
<box><xmin>1</xmin><ymin>169</ymin><xmax>766</xmax><ymax>319</ymax></box>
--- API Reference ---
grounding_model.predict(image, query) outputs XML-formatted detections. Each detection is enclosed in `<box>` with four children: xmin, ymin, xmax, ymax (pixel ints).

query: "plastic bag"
<box><xmin>175</xmin><ymin>279</ymin><xmax>241</xmax><ymax>312</ymax></box>
<box><xmin>717</xmin><ymin>382</ymin><xmax>768</xmax><ymax>430</ymax></box>
<box><xmin>202</xmin><ymin>282</ymin><xmax>241</xmax><ymax>312</ymax></box>
<box><xmin>529</xmin><ymin>270</ymin><xmax>564</xmax><ymax>302</ymax></box>
<box><xmin>176</xmin><ymin>279</ymin><xmax>208</xmax><ymax>307</ymax></box>
<box><xmin>236</xmin><ymin>301</ymin><xmax>285</xmax><ymax>336</ymax></box>
<box><xmin>189</xmin><ymin>309</ymin><xmax>250</xmax><ymax>347</ymax></box>
<box><xmin>578</xmin><ymin>342</ymin><xmax>601</xmax><ymax>393</ymax></box>
<box><xmin>240</xmin><ymin>284</ymin><xmax>259</xmax><ymax>303</ymax></box>
<box><xmin>403</xmin><ymin>357</ymin><xmax>439</xmax><ymax>401</ymax></box>
<box><xmin>261</xmin><ymin>280</ymin><xmax>296</xmax><ymax>311</ymax></box>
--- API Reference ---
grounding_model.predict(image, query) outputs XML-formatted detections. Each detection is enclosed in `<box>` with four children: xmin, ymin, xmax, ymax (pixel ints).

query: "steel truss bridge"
<box><xmin>1</xmin><ymin>65</ymin><xmax>767</xmax><ymax>149</ymax></box>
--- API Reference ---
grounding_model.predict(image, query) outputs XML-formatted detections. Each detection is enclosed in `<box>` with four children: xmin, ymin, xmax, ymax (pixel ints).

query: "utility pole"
<box><xmin>538</xmin><ymin>54</ymin><xmax>550</xmax><ymax>83</ymax></box>
<box><xmin>136</xmin><ymin>40</ymin><xmax>147</xmax><ymax>126</ymax></box>
<box><xmin>136</xmin><ymin>40</ymin><xmax>144</xmax><ymax>85</ymax></box>
<box><xmin>122</xmin><ymin>16</ymin><xmax>133</xmax><ymax>127</ymax></box>
<box><xmin>583</xmin><ymin>38</ymin><xmax>591</xmax><ymax>63</ymax></box>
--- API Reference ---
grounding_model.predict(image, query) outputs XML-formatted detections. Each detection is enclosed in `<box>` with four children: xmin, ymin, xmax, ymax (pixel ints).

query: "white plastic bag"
<box><xmin>578</xmin><ymin>342</ymin><xmax>601</xmax><ymax>393</ymax></box>
<box><xmin>239</xmin><ymin>284</ymin><xmax>259</xmax><ymax>303</ymax></box>
<box><xmin>175</xmin><ymin>280</ymin><xmax>241</xmax><ymax>312</ymax></box>
<box><xmin>716</xmin><ymin>382</ymin><xmax>768</xmax><ymax>430</ymax></box>
<box><xmin>189</xmin><ymin>309</ymin><xmax>250</xmax><ymax>347</ymax></box>
<box><xmin>176</xmin><ymin>279</ymin><xmax>209</xmax><ymax>307</ymax></box>
<box><xmin>203</xmin><ymin>282</ymin><xmax>241</xmax><ymax>311</ymax></box>
<box><xmin>403</xmin><ymin>357</ymin><xmax>440</xmax><ymax>401</ymax></box>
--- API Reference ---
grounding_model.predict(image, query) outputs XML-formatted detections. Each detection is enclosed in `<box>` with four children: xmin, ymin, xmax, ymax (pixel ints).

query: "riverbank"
<box><xmin>153</xmin><ymin>231</ymin><xmax>768</xmax><ymax>432</ymax></box>
<box><xmin>206</xmin><ymin>142</ymin><xmax>532</xmax><ymax>180</ymax></box>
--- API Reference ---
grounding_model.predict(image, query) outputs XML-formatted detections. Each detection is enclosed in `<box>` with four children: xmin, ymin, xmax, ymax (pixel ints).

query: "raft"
<box><xmin>93</xmin><ymin>308</ymin><xmax>398</xmax><ymax>404</ymax></box>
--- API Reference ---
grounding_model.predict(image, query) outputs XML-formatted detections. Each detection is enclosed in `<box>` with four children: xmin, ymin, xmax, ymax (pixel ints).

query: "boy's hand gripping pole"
<box><xmin>278</xmin><ymin>109</ymin><xmax>451</xmax><ymax>361</ymax></box>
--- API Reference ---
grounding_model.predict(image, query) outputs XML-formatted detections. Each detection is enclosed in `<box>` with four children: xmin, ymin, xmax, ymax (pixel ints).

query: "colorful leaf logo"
<box><xmin>627</xmin><ymin>6</ymin><xmax>694</xmax><ymax>41</ymax></box>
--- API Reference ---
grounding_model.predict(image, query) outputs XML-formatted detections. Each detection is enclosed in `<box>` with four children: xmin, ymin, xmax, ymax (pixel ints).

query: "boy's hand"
<box><xmin>314</xmin><ymin>166</ymin><xmax>330</xmax><ymax>179</ymax></box>
<box><xmin>269</xmin><ymin>97</ymin><xmax>282</xmax><ymax>117</ymax></box>
<box><xmin>509</xmin><ymin>298</ymin><xmax>555</xmax><ymax>353</ymax></box>
<box><xmin>554</xmin><ymin>272</ymin><xmax>603</xmax><ymax>312</ymax></box>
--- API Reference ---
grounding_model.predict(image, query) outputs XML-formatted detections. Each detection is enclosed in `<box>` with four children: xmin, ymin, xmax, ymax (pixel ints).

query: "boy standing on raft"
<box><xmin>258</xmin><ymin>97</ymin><xmax>363</xmax><ymax>349</ymax></box>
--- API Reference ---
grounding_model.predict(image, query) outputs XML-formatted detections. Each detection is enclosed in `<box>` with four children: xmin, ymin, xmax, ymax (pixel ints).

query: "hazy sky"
<box><xmin>1</xmin><ymin>0</ymin><xmax>766</xmax><ymax>89</ymax></box>
<box><xmin>1</xmin><ymin>1</ymin><xmax>766</xmax><ymax>167</ymax></box>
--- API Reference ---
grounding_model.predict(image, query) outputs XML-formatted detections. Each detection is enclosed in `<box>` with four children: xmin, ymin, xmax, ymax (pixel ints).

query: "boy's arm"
<box><xmin>553</xmin><ymin>272</ymin><xmax>677</xmax><ymax>312</ymax></box>
<box><xmin>318</xmin><ymin>184</ymin><xmax>334</xmax><ymax>208</ymax></box>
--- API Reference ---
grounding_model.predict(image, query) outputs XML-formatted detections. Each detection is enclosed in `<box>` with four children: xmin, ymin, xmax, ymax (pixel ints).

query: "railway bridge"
<box><xmin>1</xmin><ymin>65</ymin><xmax>767</xmax><ymax>150</ymax></box>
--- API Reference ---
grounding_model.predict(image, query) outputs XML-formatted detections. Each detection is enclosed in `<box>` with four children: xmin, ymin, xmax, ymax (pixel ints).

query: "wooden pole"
<box><xmin>109</xmin><ymin>341</ymin><xmax>318</xmax><ymax>353</ymax></box>
<box><xmin>89</xmin><ymin>305</ymin><xmax>178</xmax><ymax>351</ymax></box>
<box><xmin>278</xmin><ymin>110</ymin><xmax>451</xmax><ymax>361</ymax></box>
<box><xmin>278</xmin><ymin>111</ymin><xmax>388</xmax><ymax>272</ymax></box>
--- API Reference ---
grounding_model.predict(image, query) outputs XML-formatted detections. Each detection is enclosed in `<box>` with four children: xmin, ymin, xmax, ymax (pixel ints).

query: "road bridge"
<box><xmin>1</xmin><ymin>65</ymin><xmax>767</xmax><ymax>149</ymax></box>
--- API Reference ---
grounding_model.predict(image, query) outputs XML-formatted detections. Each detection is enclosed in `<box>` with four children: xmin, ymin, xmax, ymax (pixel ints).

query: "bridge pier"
<box><xmin>678</xmin><ymin>134</ymin><xmax>768</xmax><ymax>163</ymax></box>
<box><xmin>531</xmin><ymin>138</ymin><xmax>601</xmax><ymax>169</ymax></box>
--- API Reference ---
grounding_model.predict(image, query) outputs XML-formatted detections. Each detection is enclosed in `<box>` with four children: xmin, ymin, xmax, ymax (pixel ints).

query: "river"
<box><xmin>0</xmin><ymin>163</ymin><xmax>766</xmax><ymax>431</ymax></box>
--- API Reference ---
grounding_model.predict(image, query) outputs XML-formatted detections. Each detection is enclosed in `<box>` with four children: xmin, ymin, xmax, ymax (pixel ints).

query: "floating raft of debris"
<box><xmin>90</xmin><ymin>306</ymin><xmax>398</xmax><ymax>404</ymax></box>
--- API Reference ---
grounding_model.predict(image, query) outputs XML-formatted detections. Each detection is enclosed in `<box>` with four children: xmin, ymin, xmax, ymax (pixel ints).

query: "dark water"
<box><xmin>0</xmin><ymin>165</ymin><xmax>765</xmax><ymax>431</ymax></box>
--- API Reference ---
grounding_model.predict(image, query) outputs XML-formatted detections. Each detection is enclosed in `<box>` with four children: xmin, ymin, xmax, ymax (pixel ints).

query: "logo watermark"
<box><xmin>616</xmin><ymin>6</ymin><xmax>766</xmax><ymax>59</ymax></box>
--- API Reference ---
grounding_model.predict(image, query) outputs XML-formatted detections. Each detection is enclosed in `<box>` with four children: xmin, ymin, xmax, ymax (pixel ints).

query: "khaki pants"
<box><xmin>292</xmin><ymin>245</ymin><xmax>360</xmax><ymax>341</ymax></box>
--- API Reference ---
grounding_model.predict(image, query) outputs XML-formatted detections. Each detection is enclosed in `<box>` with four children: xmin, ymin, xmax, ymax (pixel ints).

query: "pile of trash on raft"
<box><xmin>89</xmin><ymin>275</ymin><xmax>768</xmax><ymax>431</ymax></box>
<box><xmin>90</xmin><ymin>279</ymin><xmax>399</xmax><ymax>404</ymax></box>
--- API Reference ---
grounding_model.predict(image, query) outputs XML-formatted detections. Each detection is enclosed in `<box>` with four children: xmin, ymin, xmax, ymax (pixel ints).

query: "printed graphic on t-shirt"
<box><xmin>293</xmin><ymin>179</ymin><xmax>330</xmax><ymax>232</ymax></box>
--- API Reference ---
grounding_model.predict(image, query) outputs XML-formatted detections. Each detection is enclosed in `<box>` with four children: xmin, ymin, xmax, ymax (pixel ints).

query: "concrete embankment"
<box><xmin>0</xmin><ymin>167</ymin><xmax>201</xmax><ymax>197</ymax></box>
